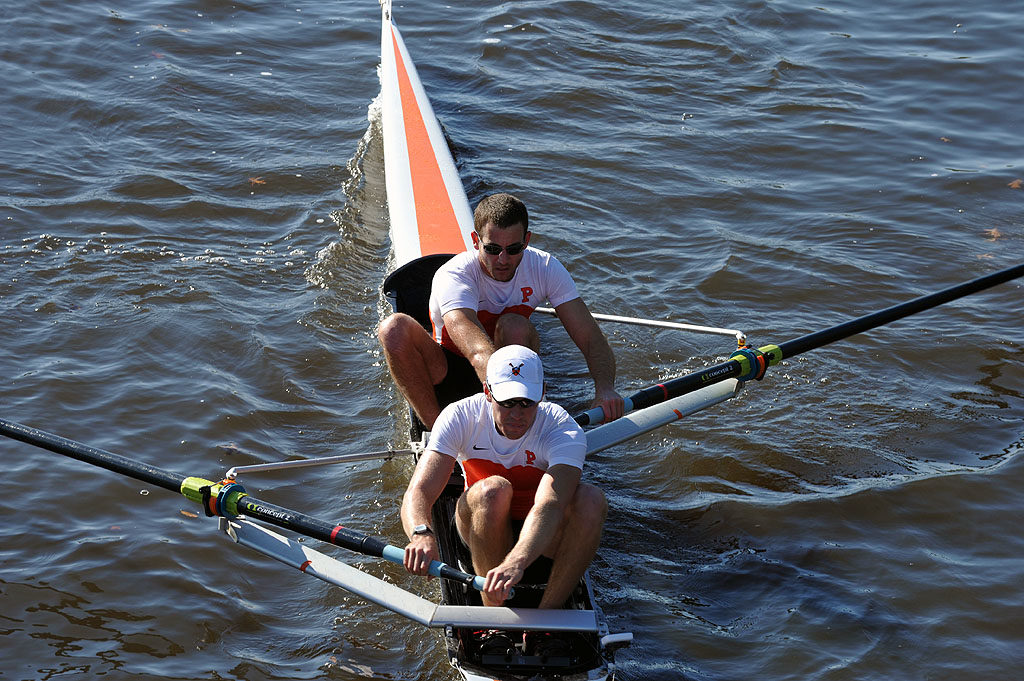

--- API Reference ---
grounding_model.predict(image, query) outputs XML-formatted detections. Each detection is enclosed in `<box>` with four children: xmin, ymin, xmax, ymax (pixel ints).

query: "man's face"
<box><xmin>488</xmin><ymin>393</ymin><xmax>539</xmax><ymax>440</ymax></box>
<box><xmin>472</xmin><ymin>221</ymin><xmax>530</xmax><ymax>282</ymax></box>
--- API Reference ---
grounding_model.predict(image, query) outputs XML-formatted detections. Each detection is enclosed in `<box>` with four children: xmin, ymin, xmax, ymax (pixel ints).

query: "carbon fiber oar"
<box><xmin>576</xmin><ymin>262</ymin><xmax>1024</xmax><ymax>426</ymax></box>
<box><xmin>0</xmin><ymin>418</ymin><xmax>486</xmax><ymax>592</ymax></box>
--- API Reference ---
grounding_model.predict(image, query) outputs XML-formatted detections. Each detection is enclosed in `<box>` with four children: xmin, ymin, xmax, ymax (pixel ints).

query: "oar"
<box><xmin>0</xmin><ymin>418</ymin><xmax>487</xmax><ymax>592</ymax></box>
<box><xmin>575</xmin><ymin>262</ymin><xmax>1024</xmax><ymax>426</ymax></box>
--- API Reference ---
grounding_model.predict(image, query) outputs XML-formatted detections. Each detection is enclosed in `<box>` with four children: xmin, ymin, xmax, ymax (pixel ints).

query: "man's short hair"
<box><xmin>473</xmin><ymin>193</ymin><xmax>529</xmax><ymax>236</ymax></box>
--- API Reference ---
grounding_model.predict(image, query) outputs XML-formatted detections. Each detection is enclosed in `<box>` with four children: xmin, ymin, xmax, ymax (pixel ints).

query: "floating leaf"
<box><xmin>939</xmin><ymin>136</ymin><xmax>951</xmax><ymax>143</ymax></box>
<box><xmin>249</xmin><ymin>177</ymin><xmax>266</xmax><ymax>186</ymax></box>
<box><xmin>1009</xmin><ymin>179</ymin><xmax>1022</xmax><ymax>189</ymax></box>
<box><xmin>180</xmin><ymin>510</ymin><xmax>198</xmax><ymax>518</ymax></box>
<box><xmin>983</xmin><ymin>228</ymin><xmax>1002</xmax><ymax>241</ymax></box>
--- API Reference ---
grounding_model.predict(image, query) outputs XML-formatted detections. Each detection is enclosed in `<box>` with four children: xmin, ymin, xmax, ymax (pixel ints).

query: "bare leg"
<box><xmin>538</xmin><ymin>483</ymin><xmax>606</xmax><ymax>609</ymax></box>
<box><xmin>456</xmin><ymin>476</ymin><xmax>515</xmax><ymax>607</ymax></box>
<box><xmin>494</xmin><ymin>313</ymin><xmax>540</xmax><ymax>352</ymax></box>
<box><xmin>377</xmin><ymin>313</ymin><xmax>448</xmax><ymax>429</ymax></box>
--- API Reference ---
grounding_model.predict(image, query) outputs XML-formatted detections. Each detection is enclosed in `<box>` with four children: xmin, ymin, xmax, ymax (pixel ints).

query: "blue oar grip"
<box><xmin>380</xmin><ymin>545</ymin><xmax>489</xmax><ymax>593</ymax></box>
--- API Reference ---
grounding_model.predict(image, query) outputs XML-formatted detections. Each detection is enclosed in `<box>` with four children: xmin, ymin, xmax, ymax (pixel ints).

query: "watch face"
<box><xmin>413</xmin><ymin>524</ymin><xmax>432</xmax><ymax>535</ymax></box>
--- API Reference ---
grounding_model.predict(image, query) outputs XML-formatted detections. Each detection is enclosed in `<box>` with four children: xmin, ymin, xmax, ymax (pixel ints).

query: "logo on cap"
<box><xmin>509</xmin><ymin>362</ymin><xmax>523</xmax><ymax>376</ymax></box>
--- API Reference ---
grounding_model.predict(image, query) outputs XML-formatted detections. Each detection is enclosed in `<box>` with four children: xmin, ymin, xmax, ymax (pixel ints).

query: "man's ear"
<box><xmin>482</xmin><ymin>383</ymin><xmax>492</xmax><ymax>401</ymax></box>
<box><xmin>470</xmin><ymin>231</ymin><xmax>480</xmax><ymax>249</ymax></box>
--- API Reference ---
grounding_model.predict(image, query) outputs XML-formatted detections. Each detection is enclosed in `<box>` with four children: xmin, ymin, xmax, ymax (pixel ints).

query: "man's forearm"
<box><xmin>504</xmin><ymin>497</ymin><xmax>562</xmax><ymax>570</ymax></box>
<box><xmin>582</xmin><ymin>334</ymin><xmax>617</xmax><ymax>392</ymax></box>
<box><xmin>443</xmin><ymin>309</ymin><xmax>496</xmax><ymax>384</ymax></box>
<box><xmin>401</xmin><ymin>489</ymin><xmax>435</xmax><ymax>537</ymax></box>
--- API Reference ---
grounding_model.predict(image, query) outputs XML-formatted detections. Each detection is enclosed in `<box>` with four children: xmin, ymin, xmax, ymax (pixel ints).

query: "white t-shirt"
<box><xmin>428</xmin><ymin>248</ymin><xmax>580</xmax><ymax>353</ymax></box>
<box><xmin>427</xmin><ymin>393</ymin><xmax>586</xmax><ymax>519</ymax></box>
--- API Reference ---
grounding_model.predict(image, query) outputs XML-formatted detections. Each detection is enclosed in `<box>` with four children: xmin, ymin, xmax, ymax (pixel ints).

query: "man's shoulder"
<box><xmin>436</xmin><ymin>250</ymin><xmax>477</xmax><ymax>276</ymax></box>
<box><xmin>536</xmin><ymin>400</ymin><xmax>583</xmax><ymax>432</ymax></box>
<box><xmin>522</xmin><ymin>247</ymin><xmax>574</xmax><ymax>283</ymax></box>
<box><xmin>430</xmin><ymin>252</ymin><xmax>481</xmax><ymax>312</ymax></box>
<box><xmin>430</xmin><ymin>393</ymin><xmax>488</xmax><ymax>455</ymax></box>
<box><xmin>523</xmin><ymin>245</ymin><xmax>556</xmax><ymax>266</ymax></box>
<box><xmin>436</xmin><ymin>392</ymin><xmax>488</xmax><ymax>424</ymax></box>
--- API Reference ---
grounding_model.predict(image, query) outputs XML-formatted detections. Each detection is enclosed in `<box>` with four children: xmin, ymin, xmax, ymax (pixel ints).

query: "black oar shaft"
<box><xmin>577</xmin><ymin>263</ymin><xmax>1024</xmax><ymax>425</ymax></box>
<box><xmin>776</xmin><ymin>262</ymin><xmax>1024</xmax><ymax>360</ymax></box>
<box><xmin>627</xmin><ymin>362</ymin><xmax>743</xmax><ymax>412</ymax></box>
<box><xmin>0</xmin><ymin>416</ymin><xmax>388</xmax><ymax>556</ymax></box>
<box><xmin>0</xmin><ymin>417</ymin><xmax>470</xmax><ymax>583</ymax></box>
<box><xmin>235</xmin><ymin>493</ymin><xmax>388</xmax><ymax>557</ymax></box>
<box><xmin>0</xmin><ymin>418</ymin><xmax>183</xmax><ymax>493</ymax></box>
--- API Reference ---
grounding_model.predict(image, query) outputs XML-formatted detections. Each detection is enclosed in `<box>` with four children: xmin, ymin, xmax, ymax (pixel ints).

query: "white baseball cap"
<box><xmin>486</xmin><ymin>345</ymin><xmax>544</xmax><ymax>402</ymax></box>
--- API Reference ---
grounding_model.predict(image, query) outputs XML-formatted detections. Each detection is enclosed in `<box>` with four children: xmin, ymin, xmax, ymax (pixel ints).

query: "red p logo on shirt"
<box><xmin>520</xmin><ymin>286</ymin><xmax>533</xmax><ymax>303</ymax></box>
<box><xmin>525</xmin><ymin>449</ymin><xmax>536</xmax><ymax>465</ymax></box>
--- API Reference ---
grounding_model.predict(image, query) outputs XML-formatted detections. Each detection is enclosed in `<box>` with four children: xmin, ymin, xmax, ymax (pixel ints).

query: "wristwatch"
<box><xmin>412</xmin><ymin>524</ymin><xmax>433</xmax><ymax>537</ymax></box>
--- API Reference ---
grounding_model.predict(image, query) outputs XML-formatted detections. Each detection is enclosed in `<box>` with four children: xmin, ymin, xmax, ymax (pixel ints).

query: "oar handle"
<box><xmin>380</xmin><ymin>545</ymin><xmax>486</xmax><ymax>591</ymax></box>
<box><xmin>575</xmin><ymin>397</ymin><xmax>634</xmax><ymax>427</ymax></box>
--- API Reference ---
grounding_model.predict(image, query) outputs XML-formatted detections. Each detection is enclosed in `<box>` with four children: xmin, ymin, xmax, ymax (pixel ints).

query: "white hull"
<box><xmin>379</xmin><ymin>0</ymin><xmax>473</xmax><ymax>266</ymax></box>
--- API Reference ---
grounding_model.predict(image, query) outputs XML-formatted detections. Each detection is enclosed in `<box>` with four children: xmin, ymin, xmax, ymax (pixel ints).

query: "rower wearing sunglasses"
<box><xmin>378</xmin><ymin>192</ymin><xmax>624</xmax><ymax>429</ymax></box>
<box><xmin>401</xmin><ymin>345</ymin><xmax>606</xmax><ymax>612</ymax></box>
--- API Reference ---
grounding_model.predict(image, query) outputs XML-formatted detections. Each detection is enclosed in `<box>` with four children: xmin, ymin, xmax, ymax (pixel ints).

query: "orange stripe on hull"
<box><xmin>391</xmin><ymin>28</ymin><xmax>466</xmax><ymax>256</ymax></box>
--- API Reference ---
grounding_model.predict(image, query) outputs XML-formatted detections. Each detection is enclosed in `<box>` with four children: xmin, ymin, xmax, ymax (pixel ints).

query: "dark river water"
<box><xmin>2</xmin><ymin>1</ymin><xmax>1022</xmax><ymax>679</ymax></box>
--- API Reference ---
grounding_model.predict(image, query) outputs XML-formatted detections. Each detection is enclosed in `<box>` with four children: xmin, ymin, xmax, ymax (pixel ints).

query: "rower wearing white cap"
<box><xmin>400</xmin><ymin>345</ymin><xmax>607</xmax><ymax>609</ymax></box>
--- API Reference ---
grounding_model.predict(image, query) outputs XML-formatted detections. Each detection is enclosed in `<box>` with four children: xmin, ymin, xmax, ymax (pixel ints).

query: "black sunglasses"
<box><xmin>481</xmin><ymin>241</ymin><xmax>526</xmax><ymax>256</ymax></box>
<box><xmin>496</xmin><ymin>397</ymin><xmax>537</xmax><ymax>409</ymax></box>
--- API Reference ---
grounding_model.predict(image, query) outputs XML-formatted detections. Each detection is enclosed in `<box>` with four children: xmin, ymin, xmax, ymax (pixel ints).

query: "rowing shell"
<box><xmin>378</xmin><ymin>2</ymin><xmax>637</xmax><ymax>679</ymax></box>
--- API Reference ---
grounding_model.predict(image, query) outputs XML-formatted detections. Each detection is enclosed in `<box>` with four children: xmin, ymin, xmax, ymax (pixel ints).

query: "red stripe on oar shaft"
<box><xmin>330</xmin><ymin>525</ymin><xmax>346</xmax><ymax>543</ymax></box>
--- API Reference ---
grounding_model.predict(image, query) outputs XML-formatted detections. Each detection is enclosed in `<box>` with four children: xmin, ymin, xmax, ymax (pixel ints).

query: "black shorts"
<box><xmin>434</xmin><ymin>345</ymin><xmax>483</xmax><ymax>408</ymax></box>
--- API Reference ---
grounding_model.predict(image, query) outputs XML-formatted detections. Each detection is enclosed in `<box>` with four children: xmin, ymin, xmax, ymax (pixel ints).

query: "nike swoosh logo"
<box><xmin>472</xmin><ymin>445</ymin><xmax>487</xmax><ymax>450</ymax></box>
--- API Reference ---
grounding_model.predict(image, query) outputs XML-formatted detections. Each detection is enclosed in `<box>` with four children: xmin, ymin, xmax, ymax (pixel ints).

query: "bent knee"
<box><xmin>466</xmin><ymin>475</ymin><xmax>514</xmax><ymax>506</ymax></box>
<box><xmin>494</xmin><ymin>314</ymin><xmax>539</xmax><ymax>351</ymax></box>
<box><xmin>378</xmin><ymin>313</ymin><xmax>435</xmax><ymax>354</ymax></box>
<box><xmin>572</xmin><ymin>483</ymin><xmax>607</xmax><ymax>519</ymax></box>
<box><xmin>377</xmin><ymin>313</ymin><xmax>413</xmax><ymax>343</ymax></box>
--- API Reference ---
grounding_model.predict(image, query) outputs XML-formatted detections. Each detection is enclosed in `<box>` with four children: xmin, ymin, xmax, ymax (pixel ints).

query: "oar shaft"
<box><xmin>576</xmin><ymin>361</ymin><xmax>743</xmax><ymax>426</ymax></box>
<box><xmin>234</xmin><ymin>492</ymin><xmax>485</xmax><ymax>589</ymax></box>
<box><xmin>575</xmin><ymin>262</ymin><xmax>1024</xmax><ymax>426</ymax></box>
<box><xmin>776</xmin><ymin>262</ymin><xmax>1024</xmax><ymax>360</ymax></box>
<box><xmin>0</xmin><ymin>418</ymin><xmax>183</xmax><ymax>493</ymax></box>
<box><xmin>0</xmin><ymin>418</ymin><xmax>484</xmax><ymax>591</ymax></box>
